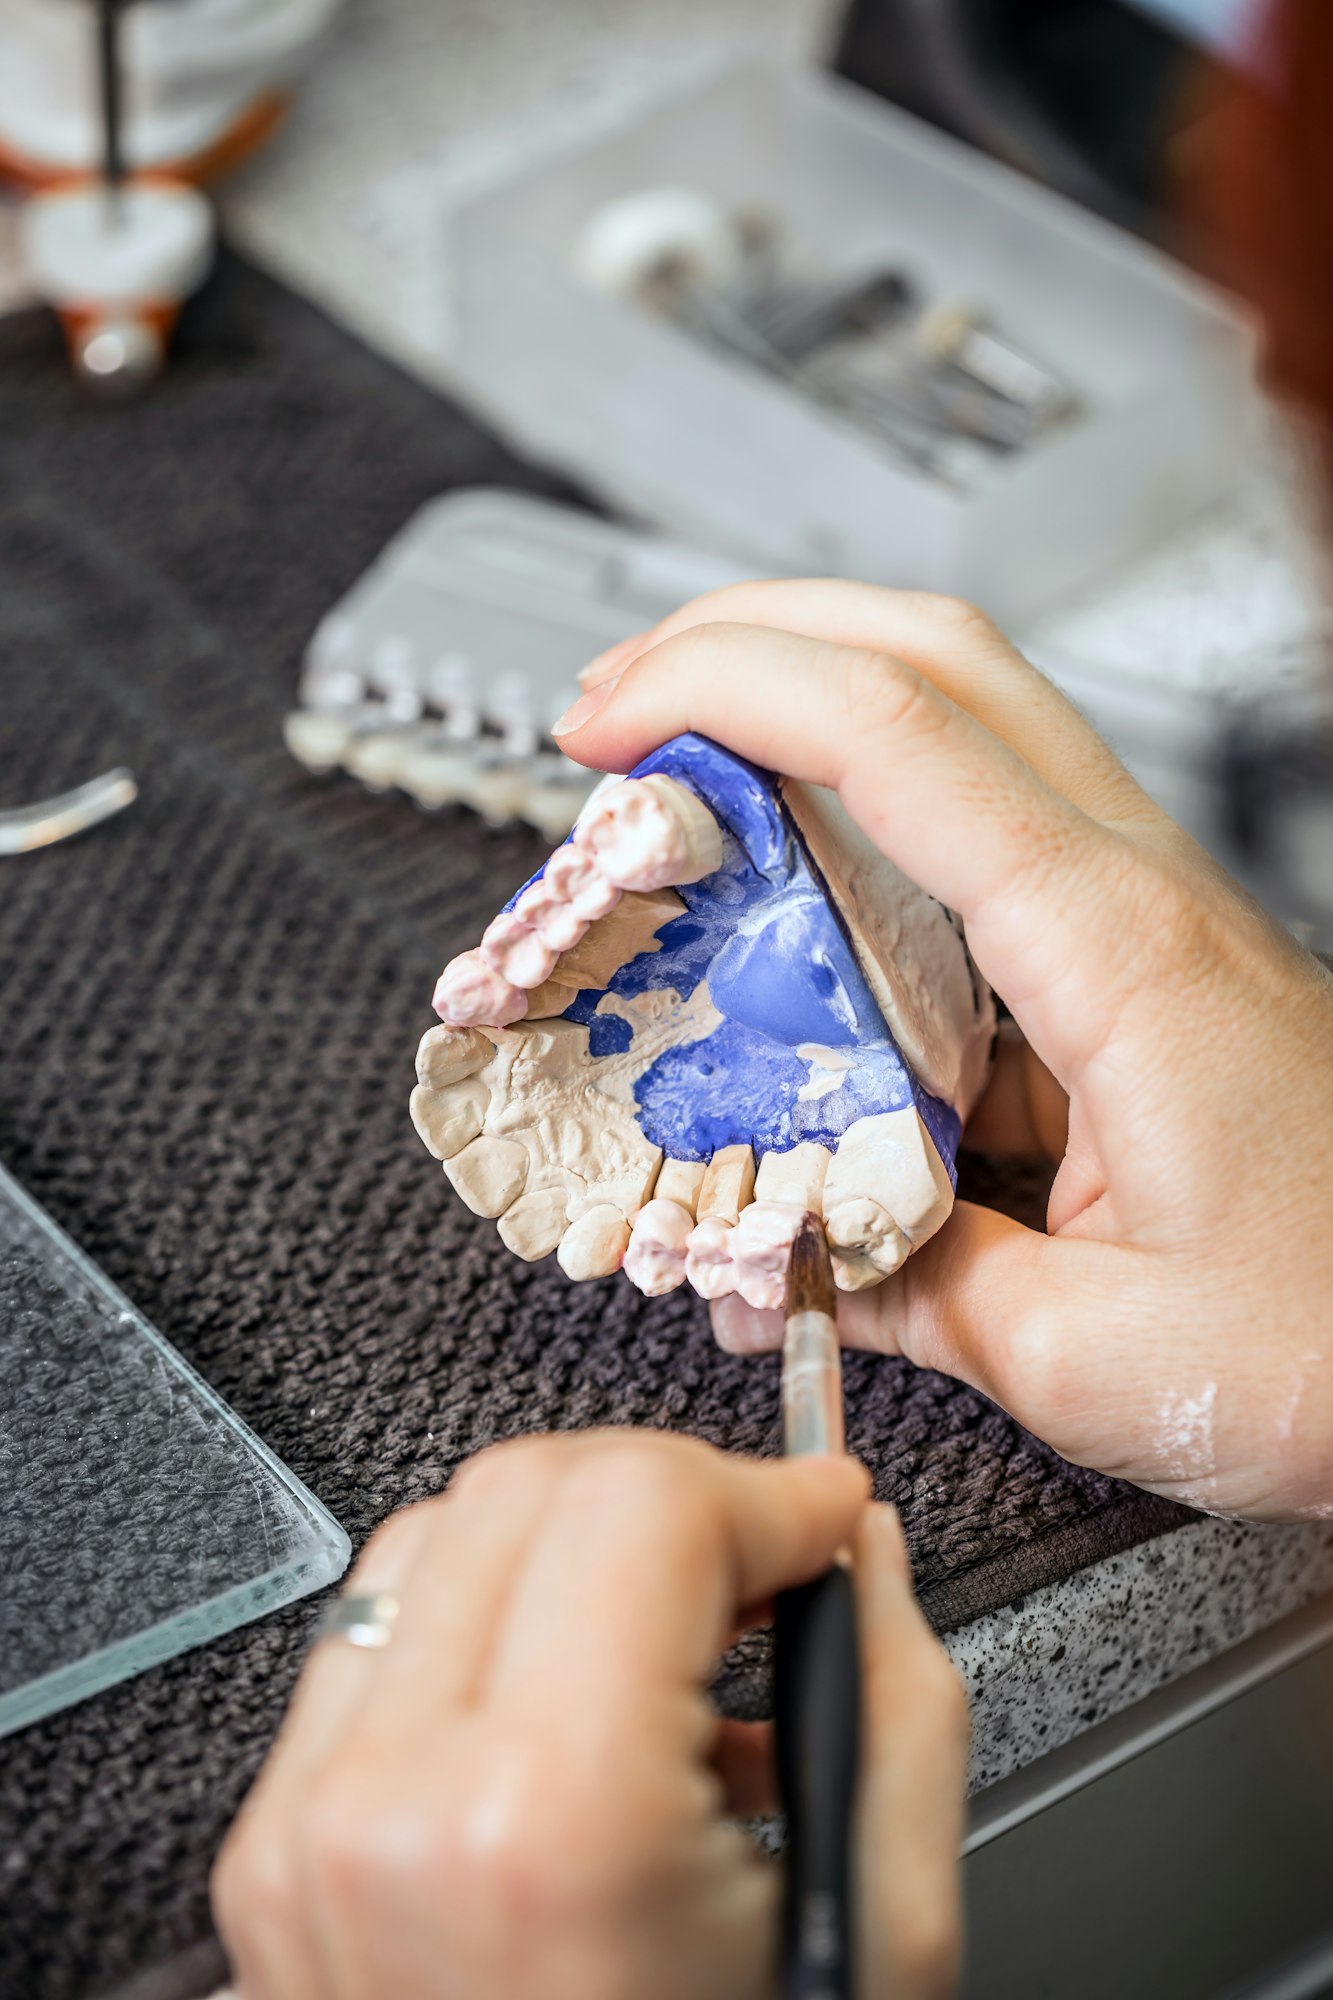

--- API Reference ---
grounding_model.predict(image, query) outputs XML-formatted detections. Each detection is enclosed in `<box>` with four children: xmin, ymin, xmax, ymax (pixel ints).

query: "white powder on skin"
<box><xmin>1156</xmin><ymin>1381</ymin><xmax>1219</xmax><ymax>1489</ymax></box>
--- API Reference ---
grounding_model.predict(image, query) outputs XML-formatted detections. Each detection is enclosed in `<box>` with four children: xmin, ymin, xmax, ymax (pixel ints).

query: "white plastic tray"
<box><xmin>449</xmin><ymin>63</ymin><xmax>1256</xmax><ymax>625</ymax></box>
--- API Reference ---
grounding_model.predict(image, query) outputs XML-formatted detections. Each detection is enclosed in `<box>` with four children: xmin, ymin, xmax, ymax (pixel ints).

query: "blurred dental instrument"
<box><xmin>0</xmin><ymin>770</ymin><xmax>137</xmax><ymax>856</ymax></box>
<box><xmin>5</xmin><ymin>0</ymin><xmax>342</xmax><ymax>383</ymax></box>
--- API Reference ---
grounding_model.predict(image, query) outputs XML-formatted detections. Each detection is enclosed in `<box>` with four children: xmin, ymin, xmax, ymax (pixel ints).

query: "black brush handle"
<box><xmin>775</xmin><ymin>1562</ymin><xmax>860</xmax><ymax>2000</ymax></box>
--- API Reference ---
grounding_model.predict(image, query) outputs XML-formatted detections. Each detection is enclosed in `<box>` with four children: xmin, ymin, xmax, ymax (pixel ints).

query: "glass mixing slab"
<box><xmin>0</xmin><ymin>1163</ymin><xmax>350</xmax><ymax>1737</ymax></box>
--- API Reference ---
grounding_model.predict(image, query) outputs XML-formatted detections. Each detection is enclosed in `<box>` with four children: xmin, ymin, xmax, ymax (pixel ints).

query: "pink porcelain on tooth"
<box><xmin>575</xmin><ymin>779</ymin><xmax>687</xmax><ymax>893</ymax></box>
<box><xmin>433</xmin><ymin>949</ymin><xmax>527</xmax><ymax>1028</ymax></box>
<box><xmin>479</xmin><ymin>910</ymin><xmax>559</xmax><ymax>989</ymax></box>
<box><xmin>515</xmin><ymin>879</ymin><xmax>589</xmax><ymax>954</ymax></box>
<box><xmin>684</xmin><ymin>1215</ymin><xmax>738</xmax><ymax>1300</ymax></box>
<box><xmin>731</xmin><ymin>1203</ymin><xmax>804</xmax><ymax>1312</ymax></box>
<box><xmin>544</xmin><ymin>842</ymin><xmax>622</xmax><ymax>921</ymax></box>
<box><xmin>623</xmin><ymin>1198</ymin><xmax>693</xmax><ymax>1296</ymax></box>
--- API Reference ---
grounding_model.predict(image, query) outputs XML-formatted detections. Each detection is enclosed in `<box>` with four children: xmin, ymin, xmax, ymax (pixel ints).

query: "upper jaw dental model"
<box><xmin>413</xmin><ymin>733</ymin><xmax>995</xmax><ymax>1308</ymax></box>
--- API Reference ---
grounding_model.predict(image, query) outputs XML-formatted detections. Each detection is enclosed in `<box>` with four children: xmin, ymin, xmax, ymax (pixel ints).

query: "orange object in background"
<box><xmin>1182</xmin><ymin>0</ymin><xmax>1333</xmax><ymax>500</ymax></box>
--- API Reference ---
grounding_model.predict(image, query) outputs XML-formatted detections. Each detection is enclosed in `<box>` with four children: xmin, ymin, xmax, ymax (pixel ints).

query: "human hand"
<box><xmin>213</xmin><ymin>1431</ymin><xmax>966</xmax><ymax>2000</ymax></box>
<box><xmin>556</xmin><ymin>583</ymin><xmax>1333</xmax><ymax>1521</ymax></box>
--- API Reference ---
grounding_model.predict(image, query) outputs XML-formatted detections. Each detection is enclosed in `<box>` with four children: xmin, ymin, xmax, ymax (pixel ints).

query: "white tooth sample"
<box><xmin>753</xmin><ymin>1142</ymin><xmax>831</xmax><ymax>1214</ymax></box>
<box><xmin>443</xmin><ymin>1135</ymin><xmax>529</xmax><ymax>1217</ymax></box>
<box><xmin>558</xmin><ymin>1204</ymin><xmax>631</xmax><ymax>1280</ymax></box>
<box><xmin>822</xmin><ymin>1109</ymin><xmax>954</xmax><ymax>1249</ymax></box>
<box><xmin>825</xmin><ymin>1196</ymin><xmax>909</xmax><ymax>1276</ymax></box>
<box><xmin>514</xmin><ymin>877</ymin><xmax>589</xmax><ymax>954</ymax></box>
<box><xmin>574</xmin><ymin>775</ymin><xmax>723</xmax><ymax>892</ymax></box>
<box><xmin>479</xmin><ymin>910</ymin><xmax>560</xmax><ymax>990</ymax></box>
<box><xmin>543</xmin><ymin>841</ymin><xmax>622</xmax><ymax>921</ymax></box>
<box><xmin>498</xmin><ymin>1187</ymin><xmax>569</xmax><ymax>1262</ymax></box>
<box><xmin>433</xmin><ymin>950</ymin><xmax>527</xmax><ymax>1028</ymax></box>
<box><xmin>623</xmin><ymin>1198</ymin><xmax>693</xmax><ymax>1296</ymax></box>
<box><xmin>684</xmin><ymin>1216</ymin><xmax>738</xmax><ymax>1300</ymax></box>
<box><xmin>415</xmin><ymin>1024</ymin><xmax>492</xmax><ymax>1090</ymax></box>
<box><xmin>731</xmin><ymin>1202</ymin><xmax>805</xmax><ymax>1311</ymax></box>
<box><xmin>655</xmin><ymin>1157</ymin><xmax>707</xmax><ymax>1216</ymax></box>
<box><xmin>696</xmin><ymin>1144</ymin><xmax>757</xmax><ymax>1226</ymax></box>
<box><xmin>409</xmin><ymin>1078</ymin><xmax>489</xmax><ymax>1161</ymax></box>
<box><xmin>780</xmin><ymin>779</ymin><xmax>996</xmax><ymax>1116</ymax></box>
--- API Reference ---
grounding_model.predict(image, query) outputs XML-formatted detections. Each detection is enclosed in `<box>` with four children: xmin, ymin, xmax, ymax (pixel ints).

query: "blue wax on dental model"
<box><xmin>509</xmin><ymin>734</ymin><xmax>961</xmax><ymax>1178</ymax></box>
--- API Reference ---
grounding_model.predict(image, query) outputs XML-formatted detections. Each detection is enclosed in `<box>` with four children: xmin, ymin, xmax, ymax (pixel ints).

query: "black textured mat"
<box><xmin>0</xmin><ymin>250</ymin><xmax>1191</xmax><ymax>2000</ymax></box>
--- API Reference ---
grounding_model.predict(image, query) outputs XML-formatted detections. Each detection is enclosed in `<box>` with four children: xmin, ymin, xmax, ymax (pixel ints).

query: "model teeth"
<box><xmin>574</xmin><ymin>774</ymin><xmax>723</xmax><ymax>892</ymax></box>
<box><xmin>624</xmin><ymin>1198</ymin><xmax>694</xmax><ymax>1295</ymax></box>
<box><xmin>415</xmin><ymin>1024</ymin><xmax>492</xmax><ymax>1089</ymax></box>
<box><xmin>433</xmin><ymin>949</ymin><xmax>526</xmax><ymax>1028</ymax></box>
<box><xmin>416</xmin><ymin>768</ymin><xmax>962</xmax><ymax>1297</ymax></box>
<box><xmin>558</xmin><ymin>1204</ymin><xmax>631</xmax><ymax>1279</ymax></box>
<box><xmin>409</xmin><ymin>1077</ymin><xmax>489</xmax><ymax>1160</ymax></box>
<box><xmin>479</xmin><ymin>910</ymin><xmax>560</xmax><ymax>989</ymax></box>
<box><xmin>443</xmin><ymin>1134</ymin><xmax>529</xmax><ymax>1217</ymax></box>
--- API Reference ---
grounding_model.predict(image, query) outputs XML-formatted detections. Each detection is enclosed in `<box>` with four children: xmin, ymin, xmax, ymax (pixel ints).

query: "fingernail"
<box><xmin>580</xmin><ymin>633</ymin><xmax>649</xmax><ymax>689</ymax></box>
<box><xmin>710</xmin><ymin>1294</ymin><xmax>783</xmax><ymax>1355</ymax></box>
<box><xmin>868</xmin><ymin>1501</ymin><xmax>908</xmax><ymax>1568</ymax></box>
<box><xmin>552</xmin><ymin>673</ymin><xmax>621</xmax><ymax>738</ymax></box>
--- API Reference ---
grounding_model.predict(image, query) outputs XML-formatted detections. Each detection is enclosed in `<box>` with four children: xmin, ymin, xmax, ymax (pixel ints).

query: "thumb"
<box><xmin>848</xmin><ymin>1202</ymin><xmax>1074</xmax><ymax>1433</ymax></box>
<box><xmin>854</xmin><ymin>1504</ymin><xmax>968</xmax><ymax>2000</ymax></box>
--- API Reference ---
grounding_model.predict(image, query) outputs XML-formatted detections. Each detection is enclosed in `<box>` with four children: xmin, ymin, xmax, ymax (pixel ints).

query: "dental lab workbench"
<box><xmin>2</xmin><ymin>11</ymin><xmax>1332</xmax><ymax>2000</ymax></box>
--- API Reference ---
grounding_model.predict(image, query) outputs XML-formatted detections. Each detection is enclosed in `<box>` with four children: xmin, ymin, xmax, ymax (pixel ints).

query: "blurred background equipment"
<box><xmin>448</xmin><ymin>64</ymin><xmax>1254</xmax><ymax>627</ymax></box>
<box><xmin>4</xmin><ymin>0</ymin><xmax>341</xmax><ymax>380</ymax></box>
<box><xmin>287</xmin><ymin>491</ymin><xmax>752</xmax><ymax>840</ymax></box>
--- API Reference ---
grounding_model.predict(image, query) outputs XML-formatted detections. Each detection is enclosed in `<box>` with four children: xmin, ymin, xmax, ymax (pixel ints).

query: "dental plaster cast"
<box><xmin>412</xmin><ymin>734</ymin><xmax>995</xmax><ymax>1302</ymax></box>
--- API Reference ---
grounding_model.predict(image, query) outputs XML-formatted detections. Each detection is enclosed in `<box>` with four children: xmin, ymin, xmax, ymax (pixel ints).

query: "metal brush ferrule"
<box><xmin>782</xmin><ymin>1310</ymin><xmax>845</xmax><ymax>1457</ymax></box>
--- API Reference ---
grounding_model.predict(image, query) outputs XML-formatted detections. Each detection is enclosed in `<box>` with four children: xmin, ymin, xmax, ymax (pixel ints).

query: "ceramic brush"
<box><xmin>775</xmin><ymin>1213</ymin><xmax>859</xmax><ymax>2000</ymax></box>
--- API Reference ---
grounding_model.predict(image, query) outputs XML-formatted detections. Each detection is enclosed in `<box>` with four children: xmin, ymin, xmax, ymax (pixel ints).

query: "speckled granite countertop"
<box><xmin>3</xmin><ymin>0</ymin><xmax>1330</xmax><ymax>1803</ymax></box>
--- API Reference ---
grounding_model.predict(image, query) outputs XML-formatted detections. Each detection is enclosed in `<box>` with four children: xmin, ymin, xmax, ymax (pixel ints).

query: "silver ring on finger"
<box><xmin>315</xmin><ymin>1590</ymin><xmax>400</xmax><ymax>1650</ymax></box>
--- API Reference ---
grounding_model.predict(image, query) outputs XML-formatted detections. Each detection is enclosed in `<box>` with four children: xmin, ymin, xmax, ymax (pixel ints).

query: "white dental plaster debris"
<box><xmin>796</xmin><ymin>1044</ymin><xmax>857</xmax><ymax>1103</ymax></box>
<box><xmin>433</xmin><ymin>949</ymin><xmax>527</xmax><ymax>1028</ymax></box>
<box><xmin>558</xmin><ymin>1204</ymin><xmax>631</xmax><ymax>1280</ymax></box>
<box><xmin>781</xmin><ymin>780</ymin><xmax>995</xmax><ymax>1115</ymax></box>
<box><xmin>574</xmin><ymin>774</ymin><xmax>722</xmax><ymax>893</ymax></box>
<box><xmin>624</xmin><ymin>1198</ymin><xmax>694</xmax><ymax>1296</ymax></box>
<box><xmin>1156</xmin><ymin>1382</ymin><xmax>1219</xmax><ymax>1488</ymax></box>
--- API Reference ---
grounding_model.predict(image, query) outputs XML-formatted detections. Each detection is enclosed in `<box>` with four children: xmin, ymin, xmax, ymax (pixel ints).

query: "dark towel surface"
<box><xmin>0</xmin><ymin>250</ymin><xmax>1191</xmax><ymax>2000</ymax></box>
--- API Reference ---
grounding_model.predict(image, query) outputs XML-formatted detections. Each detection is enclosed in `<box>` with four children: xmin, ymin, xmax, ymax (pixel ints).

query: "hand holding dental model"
<box><xmin>554</xmin><ymin>582</ymin><xmax>1333</xmax><ymax>1525</ymax></box>
<box><xmin>417</xmin><ymin>727</ymin><xmax>993</xmax><ymax>1307</ymax></box>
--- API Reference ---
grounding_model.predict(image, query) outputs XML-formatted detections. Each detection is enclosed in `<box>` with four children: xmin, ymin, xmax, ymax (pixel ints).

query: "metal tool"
<box><xmin>0</xmin><ymin>769</ymin><xmax>137</xmax><ymax>856</ymax></box>
<box><xmin>775</xmin><ymin>1214</ymin><xmax>859</xmax><ymax>2000</ymax></box>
